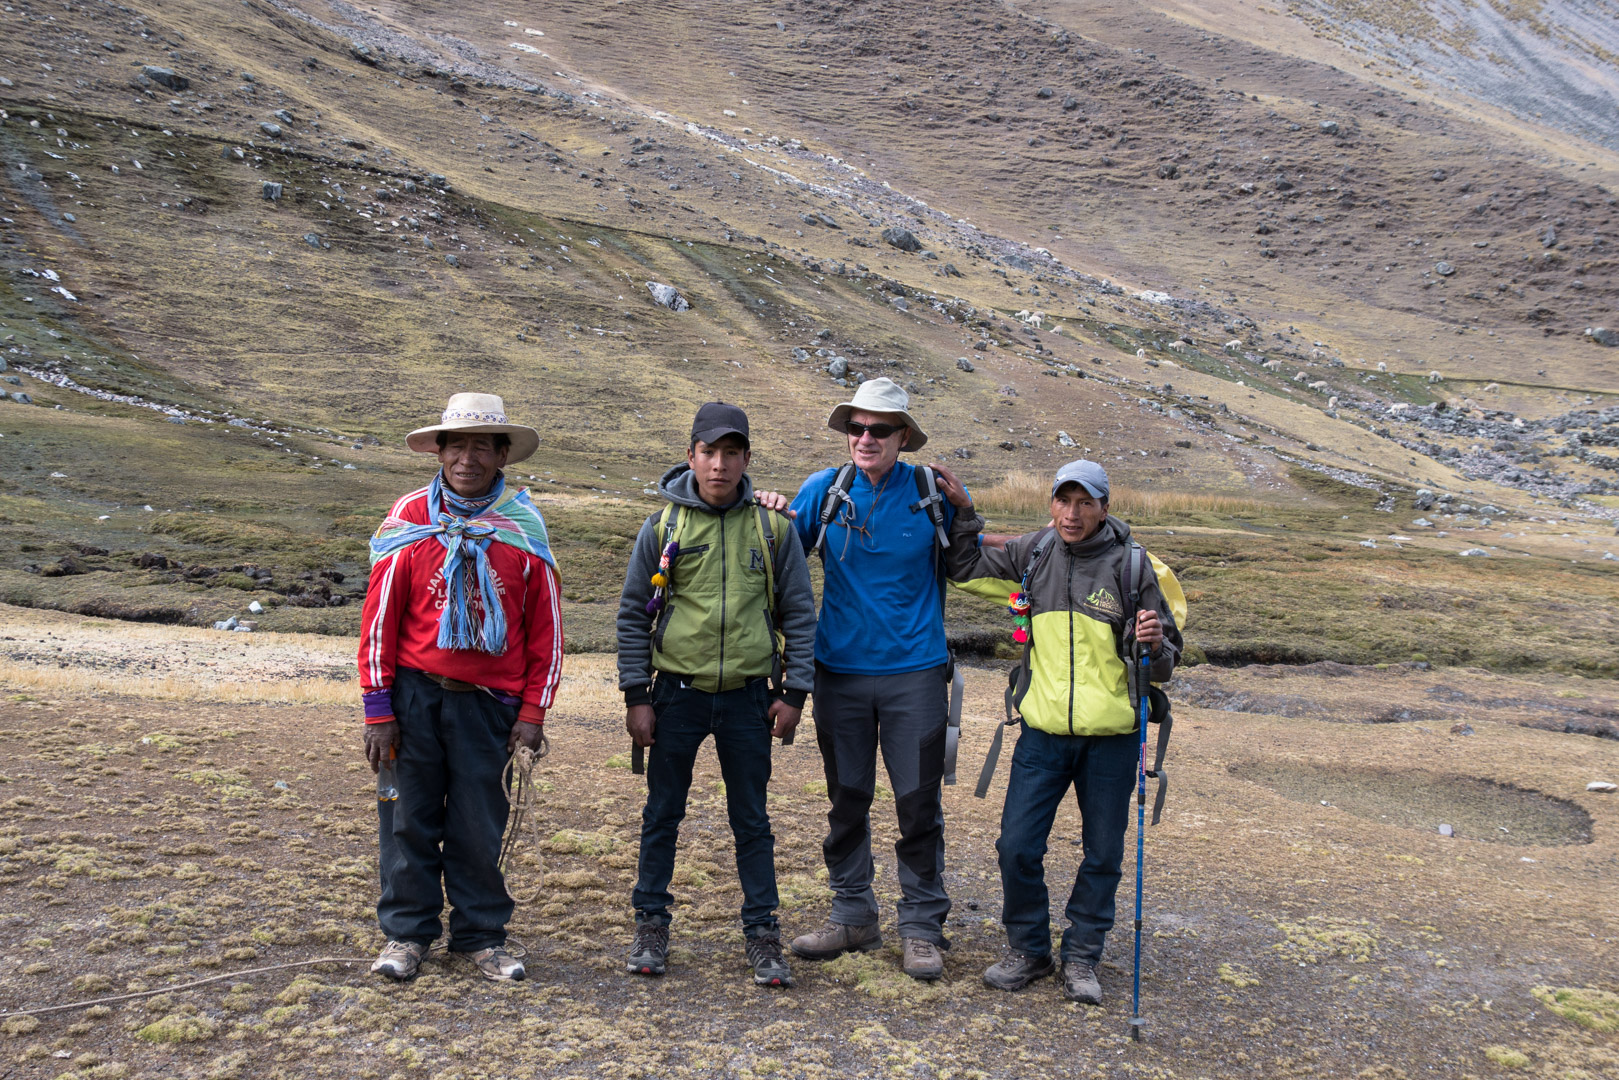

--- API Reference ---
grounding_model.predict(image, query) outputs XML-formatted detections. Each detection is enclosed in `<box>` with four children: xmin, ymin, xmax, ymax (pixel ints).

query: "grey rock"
<box><xmin>881</xmin><ymin>227</ymin><xmax>923</xmax><ymax>252</ymax></box>
<box><xmin>445</xmin><ymin>254</ymin><xmax>461</xmax><ymax>268</ymax></box>
<box><xmin>891</xmin><ymin>297</ymin><xmax>909</xmax><ymax>311</ymax></box>
<box><xmin>303</xmin><ymin>233</ymin><xmax>322</xmax><ymax>248</ymax></box>
<box><xmin>816</xmin><ymin>328</ymin><xmax>832</xmax><ymax>339</ymax></box>
<box><xmin>1438</xmin><ymin>824</ymin><xmax>1454</xmax><ymax>837</ymax></box>
<box><xmin>1319</xmin><ymin>120</ymin><xmax>1339</xmax><ymax>135</ymax></box>
<box><xmin>1063</xmin><ymin>96</ymin><xmax>1079</xmax><ymax>111</ymax></box>
<box><xmin>953</xmin><ymin>447</ymin><xmax>973</xmax><ymax>459</ymax></box>
<box><xmin>942</xmin><ymin>263</ymin><xmax>963</xmax><ymax>277</ymax></box>
<box><xmin>1414</xmin><ymin>489</ymin><xmax>1435</xmax><ymax>511</ymax></box>
<box><xmin>262</xmin><ymin>181</ymin><xmax>283</xmax><ymax>200</ymax></box>
<box><xmin>214</xmin><ymin>616</ymin><xmax>239</xmax><ymax>631</ymax></box>
<box><xmin>956</xmin><ymin>357</ymin><xmax>975</xmax><ymax>372</ymax></box>
<box><xmin>1156</xmin><ymin>163</ymin><xmax>1178</xmax><ymax>180</ymax></box>
<box><xmin>814</xmin><ymin>212</ymin><xmax>840</xmax><ymax>229</ymax></box>
<box><xmin>350</xmin><ymin>41</ymin><xmax>379</xmax><ymax>65</ymax></box>
<box><xmin>8</xmin><ymin>392</ymin><xmax>32</xmax><ymax>404</ymax></box>
<box><xmin>1056</xmin><ymin>430</ymin><xmax>1075</xmax><ymax>447</ymax></box>
<box><xmin>1588</xmin><ymin>327</ymin><xmax>1618</xmax><ymax>347</ymax></box>
<box><xmin>1434</xmin><ymin>261</ymin><xmax>1455</xmax><ymax>276</ymax></box>
<box><xmin>646</xmin><ymin>282</ymin><xmax>690</xmax><ymax>311</ymax></box>
<box><xmin>260</xmin><ymin>122</ymin><xmax>282</xmax><ymax>138</ymax></box>
<box><xmin>0</xmin><ymin>358</ymin><xmax>8</xmax><ymax>372</ymax></box>
<box><xmin>828</xmin><ymin>356</ymin><xmax>849</xmax><ymax>379</ymax></box>
<box><xmin>1457</xmin><ymin>548</ymin><xmax>1490</xmax><ymax>557</ymax></box>
<box><xmin>1000</xmin><ymin>253</ymin><xmax>1034</xmax><ymax>272</ymax></box>
<box><xmin>165</xmin><ymin>416</ymin><xmax>185</xmax><ymax>424</ymax></box>
<box><xmin>1036</xmin><ymin>87</ymin><xmax>1053</xmax><ymax>98</ymax></box>
<box><xmin>273</xmin><ymin>109</ymin><xmax>296</xmax><ymax>125</ymax></box>
<box><xmin>1</xmin><ymin>376</ymin><xmax>15</xmax><ymax>385</ymax></box>
<box><xmin>62</xmin><ymin>212</ymin><xmax>75</xmax><ymax>223</ymax></box>
<box><xmin>1541</xmin><ymin>225</ymin><xmax>1557</xmax><ymax>248</ymax></box>
<box><xmin>1431</xmin><ymin>169</ymin><xmax>1447</xmax><ymax>181</ymax></box>
<box><xmin>141</xmin><ymin>65</ymin><xmax>189</xmax><ymax>91</ymax></box>
<box><xmin>791</xmin><ymin>348</ymin><xmax>810</xmax><ymax>362</ymax></box>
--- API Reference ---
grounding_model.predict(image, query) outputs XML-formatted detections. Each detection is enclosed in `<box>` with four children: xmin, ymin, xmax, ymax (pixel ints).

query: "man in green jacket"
<box><xmin>945</xmin><ymin>460</ymin><xmax>1183</xmax><ymax>1004</ymax></box>
<box><xmin>616</xmin><ymin>402</ymin><xmax>817</xmax><ymax>987</ymax></box>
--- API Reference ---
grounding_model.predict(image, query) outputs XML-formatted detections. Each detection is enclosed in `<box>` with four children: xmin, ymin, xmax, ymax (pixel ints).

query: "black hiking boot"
<box><xmin>745</xmin><ymin>933</ymin><xmax>794</xmax><ymax>988</ymax></box>
<box><xmin>626</xmin><ymin>923</ymin><xmax>670</xmax><ymax>977</ymax></box>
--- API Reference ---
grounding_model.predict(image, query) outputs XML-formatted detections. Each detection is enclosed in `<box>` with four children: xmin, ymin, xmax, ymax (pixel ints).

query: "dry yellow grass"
<box><xmin>974</xmin><ymin>470</ymin><xmax>1265</xmax><ymax>520</ymax></box>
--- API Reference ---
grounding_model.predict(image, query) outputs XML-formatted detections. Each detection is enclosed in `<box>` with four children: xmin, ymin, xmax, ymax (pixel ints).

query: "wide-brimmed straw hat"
<box><xmin>826</xmin><ymin>377</ymin><xmax>928</xmax><ymax>451</ymax></box>
<box><xmin>405</xmin><ymin>393</ymin><xmax>540</xmax><ymax>464</ymax></box>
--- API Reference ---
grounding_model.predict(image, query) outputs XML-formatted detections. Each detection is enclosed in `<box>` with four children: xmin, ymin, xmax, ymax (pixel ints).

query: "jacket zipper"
<box><xmin>717</xmin><ymin>508</ymin><xmax>728</xmax><ymax>686</ymax></box>
<box><xmin>1067</xmin><ymin>553</ymin><xmax>1075</xmax><ymax>735</ymax></box>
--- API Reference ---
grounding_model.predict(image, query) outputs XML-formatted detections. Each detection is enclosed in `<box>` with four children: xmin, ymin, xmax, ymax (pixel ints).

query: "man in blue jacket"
<box><xmin>765</xmin><ymin>378</ymin><xmax>970</xmax><ymax>980</ymax></box>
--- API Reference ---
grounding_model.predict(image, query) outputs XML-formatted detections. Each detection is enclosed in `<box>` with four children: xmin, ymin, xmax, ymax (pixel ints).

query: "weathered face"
<box><xmin>1051</xmin><ymin>484</ymin><xmax>1108</xmax><ymax>543</ymax></box>
<box><xmin>845</xmin><ymin>408</ymin><xmax>910</xmax><ymax>476</ymax></box>
<box><xmin>687</xmin><ymin>435</ymin><xmax>751</xmax><ymax>506</ymax></box>
<box><xmin>438</xmin><ymin>432</ymin><xmax>509</xmax><ymax>498</ymax></box>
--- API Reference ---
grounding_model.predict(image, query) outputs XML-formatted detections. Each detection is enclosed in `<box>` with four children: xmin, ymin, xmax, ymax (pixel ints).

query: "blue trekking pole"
<box><xmin>1130</xmin><ymin>647</ymin><xmax>1150</xmax><ymax>1041</ymax></box>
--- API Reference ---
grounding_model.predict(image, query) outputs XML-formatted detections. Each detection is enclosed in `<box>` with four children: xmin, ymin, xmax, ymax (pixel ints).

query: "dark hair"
<box><xmin>436</xmin><ymin>431</ymin><xmax>511</xmax><ymax>452</ymax></box>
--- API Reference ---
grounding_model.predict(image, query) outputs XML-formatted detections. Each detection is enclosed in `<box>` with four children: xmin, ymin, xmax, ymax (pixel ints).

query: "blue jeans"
<box><xmin>996</xmin><ymin>724</ymin><xmax>1137</xmax><ymax>964</ymax></box>
<box><xmin>632</xmin><ymin>675</ymin><xmax>780</xmax><ymax>936</ymax></box>
<box><xmin>378</xmin><ymin>667</ymin><xmax>516</xmax><ymax>952</ymax></box>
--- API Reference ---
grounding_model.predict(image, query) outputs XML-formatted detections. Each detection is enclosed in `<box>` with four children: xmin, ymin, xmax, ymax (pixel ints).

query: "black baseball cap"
<box><xmin>690</xmin><ymin>401</ymin><xmax>750</xmax><ymax>448</ymax></box>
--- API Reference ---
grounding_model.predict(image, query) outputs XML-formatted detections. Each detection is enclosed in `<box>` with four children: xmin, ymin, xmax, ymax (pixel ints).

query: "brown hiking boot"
<box><xmin>370</xmin><ymin>940</ymin><xmax>428</xmax><ymax>981</ymax></box>
<box><xmin>1062</xmin><ymin>959</ymin><xmax>1103</xmax><ymax>1004</ymax></box>
<box><xmin>789</xmin><ymin>921</ymin><xmax>882</xmax><ymax>960</ymax></box>
<box><xmin>901</xmin><ymin>937</ymin><xmax>944</xmax><ymax>980</ymax></box>
<box><xmin>983</xmin><ymin>949</ymin><xmax>1056</xmax><ymax>991</ymax></box>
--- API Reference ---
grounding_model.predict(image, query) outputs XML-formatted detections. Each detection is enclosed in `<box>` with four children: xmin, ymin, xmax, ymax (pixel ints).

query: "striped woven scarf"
<box><xmin>369</xmin><ymin>472</ymin><xmax>557</xmax><ymax>655</ymax></box>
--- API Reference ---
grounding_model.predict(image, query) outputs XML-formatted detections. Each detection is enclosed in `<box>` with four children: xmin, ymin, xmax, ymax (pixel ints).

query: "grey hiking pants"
<box><xmin>812</xmin><ymin>661</ymin><xmax>952</xmax><ymax>943</ymax></box>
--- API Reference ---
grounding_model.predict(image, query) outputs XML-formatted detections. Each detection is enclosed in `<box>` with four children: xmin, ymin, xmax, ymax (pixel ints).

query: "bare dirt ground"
<box><xmin>1</xmin><ymin>608</ymin><xmax>1616</xmax><ymax>1079</ymax></box>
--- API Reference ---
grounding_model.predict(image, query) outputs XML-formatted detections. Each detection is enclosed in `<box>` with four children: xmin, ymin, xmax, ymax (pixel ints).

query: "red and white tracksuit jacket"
<box><xmin>358</xmin><ymin>486</ymin><xmax>563</xmax><ymax>726</ymax></box>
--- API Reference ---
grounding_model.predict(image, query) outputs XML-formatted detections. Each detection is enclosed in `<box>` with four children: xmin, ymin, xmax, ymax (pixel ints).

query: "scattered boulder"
<box><xmin>1434</xmin><ymin>261</ymin><xmax>1455</xmax><ymax>276</ymax></box>
<box><xmin>1588</xmin><ymin>781</ymin><xmax>1617</xmax><ymax>793</ymax></box>
<box><xmin>646</xmin><ymin>282</ymin><xmax>690</xmax><ymax>311</ymax></box>
<box><xmin>259</xmin><ymin>122</ymin><xmax>282</xmax><ymax>139</ymax></box>
<box><xmin>1541</xmin><ymin>225</ymin><xmax>1557</xmax><ymax>248</ymax></box>
<box><xmin>881</xmin><ymin>227</ymin><xmax>923</xmax><ymax>252</ymax></box>
<box><xmin>828</xmin><ymin>356</ymin><xmax>850</xmax><ymax>379</ymax></box>
<box><xmin>1056</xmin><ymin>430</ymin><xmax>1075</xmax><ymax>447</ymax></box>
<box><xmin>956</xmin><ymin>357</ymin><xmax>975</xmax><ymax>372</ymax></box>
<box><xmin>8</xmin><ymin>392</ymin><xmax>32</xmax><ymax>404</ymax></box>
<box><xmin>1156</xmin><ymin>163</ymin><xmax>1178</xmax><ymax>180</ymax></box>
<box><xmin>303</xmin><ymin>232</ymin><xmax>323</xmax><ymax>248</ymax></box>
<box><xmin>445</xmin><ymin>254</ymin><xmax>460</xmax><ymax>268</ymax></box>
<box><xmin>1457</xmin><ymin>548</ymin><xmax>1490</xmax><ymax>557</ymax></box>
<box><xmin>350</xmin><ymin>41</ymin><xmax>379</xmax><ymax>66</ymax></box>
<box><xmin>134</xmin><ymin>552</ymin><xmax>171</xmax><ymax>570</ymax></box>
<box><xmin>141</xmin><ymin>66</ymin><xmax>189</xmax><ymax>91</ymax></box>
<box><xmin>1450</xmin><ymin>723</ymin><xmax>1473</xmax><ymax>736</ymax></box>
<box><xmin>262</xmin><ymin>181</ymin><xmax>282</xmax><ymax>201</ymax></box>
<box><xmin>1062</xmin><ymin>96</ymin><xmax>1079</xmax><ymax>111</ymax></box>
<box><xmin>1414</xmin><ymin>489</ymin><xmax>1436</xmax><ymax>511</ymax></box>
<box><xmin>273</xmin><ymin>109</ymin><xmax>295</xmax><ymax>125</ymax></box>
<box><xmin>1319</xmin><ymin>120</ymin><xmax>1339</xmax><ymax>135</ymax></box>
<box><xmin>1587</xmin><ymin>327</ymin><xmax>1618</xmax><ymax>347</ymax></box>
<box><xmin>1036</xmin><ymin>87</ymin><xmax>1053</xmax><ymax>98</ymax></box>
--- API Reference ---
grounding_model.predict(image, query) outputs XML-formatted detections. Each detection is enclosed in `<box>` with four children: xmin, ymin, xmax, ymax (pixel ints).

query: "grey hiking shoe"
<box><xmin>983</xmin><ymin>949</ymin><xmax>1056</xmax><ymax>991</ymax></box>
<box><xmin>745</xmin><ymin>933</ymin><xmax>794</xmax><ymax>988</ymax></box>
<box><xmin>901</xmin><ymin>937</ymin><xmax>945</xmax><ymax>980</ymax></box>
<box><xmin>790</xmin><ymin>921</ymin><xmax>882</xmax><ymax>960</ymax></box>
<box><xmin>1062</xmin><ymin>959</ymin><xmax>1103</xmax><ymax>1004</ymax></box>
<box><xmin>626</xmin><ymin>923</ymin><xmax>670</xmax><ymax>976</ymax></box>
<box><xmin>455</xmin><ymin>944</ymin><xmax>526</xmax><ymax>982</ymax></box>
<box><xmin>371</xmin><ymin>940</ymin><xmax>428</xmax><ymax>981</ymax></box>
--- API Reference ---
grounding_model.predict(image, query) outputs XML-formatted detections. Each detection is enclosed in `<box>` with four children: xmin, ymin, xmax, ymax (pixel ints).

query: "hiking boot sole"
<box><xmin>626</xmin><ymin>958</ymin><xmax>666</xmax><ymax>977</ymax></box>
<box><xmin>753</xmin><ymin>969</ymin><xmax>794</xmax><ymax>988</ymax></box>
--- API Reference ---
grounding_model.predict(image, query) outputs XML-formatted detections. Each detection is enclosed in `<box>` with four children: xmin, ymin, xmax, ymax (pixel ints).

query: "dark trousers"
<box><xmin>377</xmin><ymin>667</ymin><xmax>516</xmax><ymax>952</ymax></box>
<box><xmin>812</xmin><ymin>662</ymin><xmax>951</xmax><ymax>943</ymax></box>
<box><xmin>997</xmin><ymin>724</ymin><xmax>1137</xmax><ymax>964</ymax></box>
<box><xmin>632</xmin><ymin>676</ymin><xmax>780</xmax><ymax>936</ymax></box>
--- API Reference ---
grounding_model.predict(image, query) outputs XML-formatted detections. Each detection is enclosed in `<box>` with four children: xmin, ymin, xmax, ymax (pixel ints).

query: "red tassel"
<box><xmin>1013</xmin><ymin>627</ymin><xmax>1029</xmax><ymax>644</ymax></box>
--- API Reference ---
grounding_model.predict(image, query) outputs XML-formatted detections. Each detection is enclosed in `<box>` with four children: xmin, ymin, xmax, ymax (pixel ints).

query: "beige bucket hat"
<box><xmin>405</xmin><ymin>393</ymin><xmax>541</xmax><ymax>464</ymax></box>
<box><xmin>826</xmin><ymin>377</ymin><xmax>928</xmax><ymax>451</ymax></box>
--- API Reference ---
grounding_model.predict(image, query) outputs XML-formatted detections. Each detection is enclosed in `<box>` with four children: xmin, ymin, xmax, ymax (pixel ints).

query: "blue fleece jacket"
<box><xmin>790</xmin><ymin>461</ymin><xmax>963</xmax><ymax>675</ymax></box>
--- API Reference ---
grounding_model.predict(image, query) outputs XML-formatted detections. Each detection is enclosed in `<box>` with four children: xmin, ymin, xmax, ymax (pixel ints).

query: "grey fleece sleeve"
<box><xmin>616</xmin><ymin>514</ymin><xmax>664</xmax><ymax>704</ymax></box>
<box><xmin>943</xmin><ymin>507</ymin><xmax>1031</xmax><ymax>584</ymax></box>
<box><xmin>773</xmin><ymin>524</ymin><xmax>817</xmax><ymax>706</ymax></box>
<box><xmin>1132</xmin><ymin>561</ymin><xmax>1182</xmax><ymax>684</ymax></box>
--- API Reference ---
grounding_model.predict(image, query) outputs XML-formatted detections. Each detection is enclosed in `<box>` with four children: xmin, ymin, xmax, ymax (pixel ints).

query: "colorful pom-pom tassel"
<box><xmin>650</xmin><ymin>572</ymin><xmax>667</xmax><ymax>587</ymax></box>
<box><xmin>1012</xmin><ymin>627</ymin><xmax>1029</xmax><ymax>644</ymax></box>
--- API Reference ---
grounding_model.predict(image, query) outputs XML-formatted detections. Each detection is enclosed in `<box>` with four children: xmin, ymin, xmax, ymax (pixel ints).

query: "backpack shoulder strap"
<box><xmin>974</xmin><ymin>527</ymin><xmax>1058</xmax><ymax>800</ymax></box>
<box><xmin>811</xmin><ymin>463</ymin><xmax>858</xmax><ymax>558</ymax></box>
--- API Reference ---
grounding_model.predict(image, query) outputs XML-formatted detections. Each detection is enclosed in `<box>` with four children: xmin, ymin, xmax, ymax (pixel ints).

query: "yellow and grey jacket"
<box><xmin>946</xmin><ymin>513</ymin><xmax>1184</xmax><ymax>737</ymax></box>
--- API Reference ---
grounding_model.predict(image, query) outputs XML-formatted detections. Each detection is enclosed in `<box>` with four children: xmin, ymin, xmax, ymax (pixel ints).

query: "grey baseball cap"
<box><xmin>1052</xmin><ymin>459</ymin><xmax>1109</xmax><ymax>499</ymax></box>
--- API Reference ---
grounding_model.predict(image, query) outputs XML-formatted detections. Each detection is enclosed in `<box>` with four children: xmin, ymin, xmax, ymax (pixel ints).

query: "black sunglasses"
<box><xmin>845</xmin><ymin>421</ymin><xmax>903</xmax><ymax>440</ymax></box>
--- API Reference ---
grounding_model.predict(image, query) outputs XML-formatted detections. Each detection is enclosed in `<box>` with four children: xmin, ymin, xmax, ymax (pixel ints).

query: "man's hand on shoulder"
<box><xmin>626</xmin><ymin>704</ymin><xmax>657</xmax><ymax>748</ymax></box>
<box><xmin>768</xmin><ymin>699</ymin><xmax>802</xmax><ymax>741</ymax></box>
<box><xmin>928</xmin><ymin>462</ymin><xmax>972</xmax><ymax>509</ymax></box>
<box><xmin>755</xmin><ymin>490</ymin><xmax>797</xmax><ymax>518</ymax></box>
<box><xmin>363</xmin><ymin>720</ymin><xmax>399</xmax><ymax>774</ymax></box>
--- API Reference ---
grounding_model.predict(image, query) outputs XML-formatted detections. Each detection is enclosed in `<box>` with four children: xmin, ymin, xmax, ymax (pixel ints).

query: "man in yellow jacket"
<box><xmin>945</xmin><ymin>459</ymin><xmax>1183</xmax><ymax>1004</ymax></box>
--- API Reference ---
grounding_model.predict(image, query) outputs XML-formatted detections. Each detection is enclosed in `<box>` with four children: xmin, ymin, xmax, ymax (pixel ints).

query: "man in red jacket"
<box><xmin>357</xmin><ymin>393</ymin><xmax>562</xmax><ymax>982</ymax></box>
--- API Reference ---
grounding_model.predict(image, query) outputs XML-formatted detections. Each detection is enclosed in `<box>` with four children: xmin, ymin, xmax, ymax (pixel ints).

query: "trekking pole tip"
<box><xmin>1129</xmin><ymin>1017</ymin><xmax>1144</xmax><ymax>1041</ymax></box>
